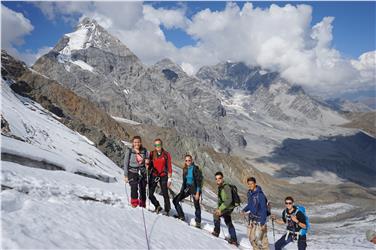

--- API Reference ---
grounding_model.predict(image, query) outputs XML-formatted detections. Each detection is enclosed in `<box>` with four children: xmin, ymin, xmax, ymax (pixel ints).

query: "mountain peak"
<box><xmin>154</xmin><ymin>58</ymin><xmax>176</xmax><ymax>67</ymax></box>
<box><xmin>77</xmin><ymin>17</ymin><xmax>98</xmax><ymax>28</ymax></box>
<box><xmin>51</xmin><ymin>17</ymin><xmax>137</xmax><ymax>61</ymax></box>
<box><xmin>152</xmin><ymin>58</ymin><xmax>187</xmax><ymax>77</ymax></box>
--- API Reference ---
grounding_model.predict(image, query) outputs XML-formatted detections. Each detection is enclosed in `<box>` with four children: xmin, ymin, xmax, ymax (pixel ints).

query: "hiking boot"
<box><xmin>227</xmin><ymin>238</ymin><xmax>239</xmax><ymax>246</ymax></box>
<box><xmin>211</xmin><ymin>231</ymin><xmax>219</xmax><ymax>237</ymax></box>
<box><xmin>173</xmin><ymin>215</ymin><xmax>185</xmax><ymax>221</ymax></box>
<box><xmin>195</xmin><ymin>222</ymin><xmax>201</xmax><ymax>229</ymax></box>
<box><xmin>130</xmin><ymin>198</ymin><xmax>139</xmax><ymax>207</ymax></box>
<box><xmin>155</xmin><ymin>206</ymin><xmax>162</xmax><ymax>214</ymax></box>
<box><xmin>161</xmin><ymin>210</ymin><xmax>169</xmax><ymax>216</ymax></box>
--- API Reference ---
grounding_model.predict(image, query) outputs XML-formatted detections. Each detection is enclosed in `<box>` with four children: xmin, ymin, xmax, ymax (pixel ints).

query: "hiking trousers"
<box><xmin>275</xmin><ymin>233</ymin><xmax>306</xmax><ymax>250</ymax></box>
<box><xmin>248</xmin><ymin>221</ymin><xmax>269</xmax><ymax>250</ymax></box>
<box><xmin>128</xmin><ymin>169</ymin><xmax>147</xmax><ymax>207</ymax></box>
<box><xmin>149</xmin><ymin>175</ymin><xmax>171</xmax><ymax>212</ymax></box>
<box><xmin>213</xmin><ymin>210</ymin><xmax>237</xmax><ymax>241</ymax></box>
<box><xmin>173</xmin><ymin>187</ymin><xmax>201</xmax><ymax>223</ymax></box>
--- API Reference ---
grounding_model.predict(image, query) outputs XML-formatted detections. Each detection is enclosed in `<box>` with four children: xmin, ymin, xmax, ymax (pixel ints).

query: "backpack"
<box><xmin>265</xmin><ymin>197</ymin><xmax>271</xmax><ymax>217</ymax></box>
<box><xmin>254</xmin><ymin>190</ymin><xmax>271</xmax><ymax>217</ymax></box>
<box><xmin>228</xmin><ymin>184</ymin><xmax>241</xmax><ymax>207</ymax></box>
<box><xmin>284</xmin><ymin>205</ymin><xmax>310</xmax><ymax>236</ymax></box>
<box><xmin>194</xmin><ymin>165</ymin><xmax>204</xmax><ymax>190</ymax></box>
<box><xmin>295</xmin><ymin>205</ymin><xmax>310</xmax><ymax>236</ymax></box>
<box><xmin>127</xmin><ymin>147</ymin><xmax>147</xmax><ymax>166</ymax></box>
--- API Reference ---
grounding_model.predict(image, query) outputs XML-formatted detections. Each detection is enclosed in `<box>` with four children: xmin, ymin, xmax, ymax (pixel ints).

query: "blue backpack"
<box><xmin>294</xmin><ymin>205</ymin><xmax>310</xmax><ymax>236</ymax></box>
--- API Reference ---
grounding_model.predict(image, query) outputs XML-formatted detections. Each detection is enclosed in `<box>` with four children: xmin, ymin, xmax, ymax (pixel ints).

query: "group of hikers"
<box><xmin>124</xmin><ymin>136</ymin><xmax>309</xmax><ymax>249</ymax></box>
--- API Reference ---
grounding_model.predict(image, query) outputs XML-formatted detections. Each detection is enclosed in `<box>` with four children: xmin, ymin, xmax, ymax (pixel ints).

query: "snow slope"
<box><xmin>1</xmin><ymin>162</ymin><xmax>235</xmax><ymax>249</ymax></box>
<box><xmin>1</xmin><ymin>81</ymin><xmax>121</xmax><ymax>182</ymax></box>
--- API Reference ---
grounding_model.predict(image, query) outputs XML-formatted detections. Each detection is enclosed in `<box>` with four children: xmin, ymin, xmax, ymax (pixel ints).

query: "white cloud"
<box><xmin>32</xmin><ymin>2</ymin><xmax>92</xmax><ymax>22</ymax></box>
<box><xmin>1</xmin><ymin>4</ymin><xmax>53</xmax><ymax>66</ymax></box>
<box><xmin>180</xmin><ymin>62</ymin><xmax>195</xmax><ymax>76</ymax></box>
<box><xmin>31</xmin><ymin>2</ymin><xmax>376</xmax><ymax>96</ymax></box>
<box><xmin>143</xmin><ymin>5</ymin><xmax>189</xmax><ymax>29</ymax></box>
<box><xmin>351</xmin><ymin>51</ymin><xmax>376</xmax><ymax>85</ymax></box>
<box><xmin>1</xmin><ymin>4</ymin><xmax>33</xmax><ymax>48</ymax></box>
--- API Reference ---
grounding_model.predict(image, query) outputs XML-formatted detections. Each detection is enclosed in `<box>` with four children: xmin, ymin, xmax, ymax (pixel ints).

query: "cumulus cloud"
<box><xmin>1</xmin><ymin>4</ymin><xmax>33</xmax><ymax>48</ymax></box>
<box><xmin>0</xmin><ymin>4</ymin><xmax>47</xmax><ymax>65</ymax></box>
<box><xmin>32</xmin><ymin>2</ymin><xmax>92</xmax><ymax>23</ymax></box>
<box><xmin>351</xmin><ymin>51</ymin><xmax>376</xmax><ymax>86</ymax></box>
<box><xmin>143</xmin><ymin>5</ymin><xmax>189</xmax><ymax>29</ymax></box>
<box><xmin>31</xmin><ymin>2</ymin><xmax>376</xmax><ymax>95</ymax></box>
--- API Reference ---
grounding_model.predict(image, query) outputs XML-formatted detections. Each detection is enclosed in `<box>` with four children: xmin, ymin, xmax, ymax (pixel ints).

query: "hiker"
<box><xmin>173</xmin><ymin>154</ymin><xmax>202</xmax><ymax>227</ymax></box>
<box><xmin>148</xmin><ymin>138</ymin><xmax>172</xmax><ymax>215</ymax></box>
<box><xmin>212</xmin><ymin>171</ymin><xmax>238</xmax><ymax>246</ymax></box>
<box><xmin>271</xmin><ymin>196</ymin><xmax>307</xmax><ymax>250</ymax></box>
<box><xmin>241</xmin><ymin>177</ymin><xmax>269</xmax><ymax>250</ymax></box>
<box><xmin>124</xmin><ymin>136</ymin><xmax>149</xmax><ymax>208</ymax></box>
<box><xmin>366</xmin><ymin>230</ymin><xmax>376</xmax><ymax>244</ymax></box>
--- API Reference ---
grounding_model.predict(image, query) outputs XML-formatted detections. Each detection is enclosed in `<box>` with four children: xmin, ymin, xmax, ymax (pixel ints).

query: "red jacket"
<box><xmin>150</xmin><ymin>150</ymin><xmax>172</xmax><ymax>177</ymax></box>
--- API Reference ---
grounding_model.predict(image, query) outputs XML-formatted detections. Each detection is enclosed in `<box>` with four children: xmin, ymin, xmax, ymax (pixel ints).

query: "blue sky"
<box><xmin>2</xmin><ymin>1</ymin><xmax>375</xmax><ymax>59</ymax></box>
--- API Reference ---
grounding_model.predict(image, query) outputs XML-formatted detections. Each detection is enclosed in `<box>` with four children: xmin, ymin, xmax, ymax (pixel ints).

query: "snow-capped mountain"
<box><xmin>33</xmin><ymin>18</ymin><xmax>232</xmax><ymax>152</ymax></box>
<box><xmin>194</xmin><ymin>61</ymin><xmax>375</xmax><ymax>188</ymax></box>
<box><xmin>196</xmin><ymin>61</ymin><xmax>279</xmax><ymax>92</ymax></box>
<box><xmin>2</xmin><ymin>50</ymin><xmax>129</xmax><ymax>166</ymax></box>
<box><xmin>196</xmin><ymin>61</ymin><xmax>347</xmax><ymax>127</ymax></box>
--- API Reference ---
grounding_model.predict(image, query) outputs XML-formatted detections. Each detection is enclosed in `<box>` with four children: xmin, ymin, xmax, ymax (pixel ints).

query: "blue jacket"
<box><xmin>242</xmin><ymin>186</ymin><xmax>267</xmax><ymax>225</ymax></box>
<box><xmin>181</xmin><ymin>163</ymin><xmax>202</xmax><ymax>193</ymax></box>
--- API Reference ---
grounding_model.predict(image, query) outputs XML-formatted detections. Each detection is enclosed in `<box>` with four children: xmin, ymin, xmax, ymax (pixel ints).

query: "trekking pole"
<box><xmin>124</xmin><ymin>180</ymin><xmax>130</xmax><ymax>206</ymax></box>
<box><xmin>272</xmin><ymin>218</ymin><xmax>276</xmax><ymax>244</ymax></box>
<box><xmin>146</xmin><ymin>168</ymin><xmax>150</xmax><ymax>209</ymax></box>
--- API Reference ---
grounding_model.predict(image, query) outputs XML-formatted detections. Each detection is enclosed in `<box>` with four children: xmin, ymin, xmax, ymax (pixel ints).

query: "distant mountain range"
<box><xmin>32</xmin><ymin>18</ymin><xmax>366</xmax><ymax>155</ymax></box>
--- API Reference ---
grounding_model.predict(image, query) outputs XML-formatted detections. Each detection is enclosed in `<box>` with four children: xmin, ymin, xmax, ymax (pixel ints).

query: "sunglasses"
<box><xmin>185</xmin><ymin>159</ymin><xmax>192</xmax><ymax>162</ymax></box>
<box><xmin>154</xmin><ymin>144</ymin><xmax>162</xmax><ymax>147</ymax></box>
<box><xmin>285</xmin><ymin>202</ymin><xmax>293</xmax><ymax>205</ymax></box>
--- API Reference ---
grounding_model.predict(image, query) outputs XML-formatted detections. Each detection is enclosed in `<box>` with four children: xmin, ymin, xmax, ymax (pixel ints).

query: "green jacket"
<box><xmin>218</xmin><ymin>183</ymin><xmax>234</xmax><ymax>213</ymax></box>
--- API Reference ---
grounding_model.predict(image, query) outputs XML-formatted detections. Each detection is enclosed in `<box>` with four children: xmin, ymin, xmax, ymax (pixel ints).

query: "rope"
<box><xmin>272</xmin><ymin>218</ymin><xmax>276</xmax><ymax>244</ymax></box>
<box><xmin>141</xmin><ymin>208</ymin><xmax>151</xmax><ymax>250</ymax></box>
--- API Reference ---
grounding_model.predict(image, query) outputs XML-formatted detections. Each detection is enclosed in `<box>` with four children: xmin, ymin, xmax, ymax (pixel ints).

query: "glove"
<box><xmin>167</xmin><ymin>177</ymin><xmax>172</xmax><ymax>188</ymax></box>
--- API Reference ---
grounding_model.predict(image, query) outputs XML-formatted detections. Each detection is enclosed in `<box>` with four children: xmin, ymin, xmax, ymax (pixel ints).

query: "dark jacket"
<box><xmin>242</xmin><ymin>185</ymin><xmax>267</xmax><ymax>225</ymax></box>
<box><xmin>282</xmin><ymin>206</ymin><xmax>306</xmax><ymax>232</ymax></box>
<box><xmin>181</xmin><ymin>163</ymin><xmax>202</xmax><ymax>193</ymax></box>
<box><xmin>218</xmin><ymin>183</ymin><xmax>235</xmax><ymax>213</ymax></box>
